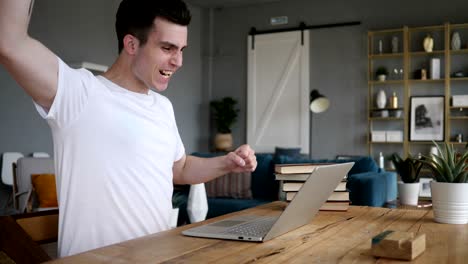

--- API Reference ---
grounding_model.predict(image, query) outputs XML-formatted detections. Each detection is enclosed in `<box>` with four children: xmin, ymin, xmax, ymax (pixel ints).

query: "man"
<box><xmin>0</xmin><ymin>0</ymin><xmax>257</xmax><ymax>257</ymax></box>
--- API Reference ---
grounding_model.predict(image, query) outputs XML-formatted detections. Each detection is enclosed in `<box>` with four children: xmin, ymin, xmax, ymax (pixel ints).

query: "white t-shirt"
<box><xmin>35</xmin><ymin>58</ymin><xmax>185</xmax><ymax>257</ymax></box>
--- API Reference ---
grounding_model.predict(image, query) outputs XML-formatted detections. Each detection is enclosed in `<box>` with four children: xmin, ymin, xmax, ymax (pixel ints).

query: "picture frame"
<box><xmin>419</xmin><ymin>177</ymin><xmax>432</xmax><ymax>199</ymax></box>
<box><xmin>409</xmin><ymin>96</ymin><xmax>444</xmax><ymax>141</ymax></box>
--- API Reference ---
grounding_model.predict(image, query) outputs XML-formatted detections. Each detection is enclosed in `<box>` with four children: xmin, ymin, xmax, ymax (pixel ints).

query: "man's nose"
<box><xmin>171</xmin><ymin>52</ymin><xmax>183</xmax><ymax>67</ymax></box>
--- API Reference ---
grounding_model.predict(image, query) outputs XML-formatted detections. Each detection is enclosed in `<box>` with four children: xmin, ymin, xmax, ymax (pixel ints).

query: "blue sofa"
<box><xmin>173</xmin><ymin>153</ymin><xmax>397</xmax><ymax>222</ymax></box>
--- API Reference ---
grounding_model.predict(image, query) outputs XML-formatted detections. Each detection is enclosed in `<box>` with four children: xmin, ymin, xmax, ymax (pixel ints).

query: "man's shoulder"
<box><xmin>151</xmin><ymin>91</ymin><xmax>173</xmax><ymax>108</ymax></box>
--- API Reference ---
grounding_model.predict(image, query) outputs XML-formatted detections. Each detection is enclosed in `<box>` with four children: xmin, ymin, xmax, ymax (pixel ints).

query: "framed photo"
<box><xmin>419</xmin><ymin>178</ymin><xmax>432</xmax><ymax>198</ymax></box>
<box><xmin>409</xmin><ymin>96</ymin><xmax>444</xmax><ymax>141</ymax></box>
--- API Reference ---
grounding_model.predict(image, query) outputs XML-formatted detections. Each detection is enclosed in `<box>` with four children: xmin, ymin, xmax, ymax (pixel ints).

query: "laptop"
<box><xmin>182</xmin><ymin>162</ymin><xmax>354</xmax><ymax>242</ymax></box>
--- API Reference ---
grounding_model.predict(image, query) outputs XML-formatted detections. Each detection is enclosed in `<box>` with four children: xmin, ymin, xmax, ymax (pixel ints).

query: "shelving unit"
<box><xmin>368</xmin><ymin>27</ymin><xmax>407</xmax><ymax>167</ymax></box>
<box><xmin>367</xmin><ymin>23</ymin><xmax>468</xmax><ymax>167</ymax></box>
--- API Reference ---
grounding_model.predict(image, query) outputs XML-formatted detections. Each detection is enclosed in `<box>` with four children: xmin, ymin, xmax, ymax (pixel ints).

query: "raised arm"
<box><xmin>0</xmin><ymin>0</ymin><xmax>58</xmax><ymax>109</ymax></box>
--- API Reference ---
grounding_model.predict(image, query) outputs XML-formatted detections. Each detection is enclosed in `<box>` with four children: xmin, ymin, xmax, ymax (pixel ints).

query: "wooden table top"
<box><xmin>50</xmin><ymin>202</ymin><xmax>468</xmax><ymax>263</ymax></box>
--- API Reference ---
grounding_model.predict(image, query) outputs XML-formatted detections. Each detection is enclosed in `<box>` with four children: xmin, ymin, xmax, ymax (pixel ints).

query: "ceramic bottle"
<box><xmin>376</xmin><ymin>90</ymin><xmax>387</xmax><ymax>109</ymax></box>
<box><xmin>423</xmin><ymin>35</ymin><xmax>434</xmax><ymax>52</ymax></box>
<box><xmin>392</xmin><ymin>36</ymin><xmax>398</xmax><ymax>53</ymax></box>
<box><xmin>452</xmin><ymin>32</ymin><xmax>461</xmax><ymax>50</ymax></box>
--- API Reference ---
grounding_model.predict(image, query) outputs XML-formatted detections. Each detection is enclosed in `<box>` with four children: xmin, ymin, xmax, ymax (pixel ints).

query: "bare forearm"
<box><xmin>0</xmin><ymin>0</ymin><xmax>34</xmax><ymax>52</ymax></box>
<box><xmin>173</xmin><ymin>145</ymin><xmax>257</xmax><ymax>185</ymax></box>
<box><xmin>174</xmin><ymin>155</ymin><xmax>230</xmax><ymax>184</ymax></box>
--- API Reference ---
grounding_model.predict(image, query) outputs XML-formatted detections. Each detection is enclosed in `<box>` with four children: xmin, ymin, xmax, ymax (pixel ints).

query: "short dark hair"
<box><xmin>115</xmin><ymin>0</ymin><xmax>192</xmax><ymax>53</ymax></box>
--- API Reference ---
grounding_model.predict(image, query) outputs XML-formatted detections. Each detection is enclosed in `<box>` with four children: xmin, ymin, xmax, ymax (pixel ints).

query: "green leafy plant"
<box><xmin>376</xmin><ymin>66</ymin><xmax>388</xmax><ymax>76</ymax></box>
<box><xmin>390</xmin><ymin>153</ymin><xmax>423</xmax><ymax>183</ymax></box>
<box><xmin>420</xmin><ymin>141</ymin><xmax>468</xmax><ymax>183</ymax></box>
<box><xmin>210</xmin><ymin>97</ymin><xmax>239</xmax><ymax>134</ymax></box>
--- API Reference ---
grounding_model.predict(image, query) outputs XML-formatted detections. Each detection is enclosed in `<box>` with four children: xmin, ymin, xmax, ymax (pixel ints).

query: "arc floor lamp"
<box><xmin>309</xmin><ymin>90</ymin><xmax>330</xmax><ymax>158</ymax></box>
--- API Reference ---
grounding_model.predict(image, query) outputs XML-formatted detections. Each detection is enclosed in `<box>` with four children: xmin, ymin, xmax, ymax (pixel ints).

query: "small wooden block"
<box><xmin>371</xmin><ymin>230</ymin><xmax>426</xmax><ymax>260</ymax></box>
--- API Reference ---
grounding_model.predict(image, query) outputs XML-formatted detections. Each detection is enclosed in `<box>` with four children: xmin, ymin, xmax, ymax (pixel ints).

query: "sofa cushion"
<box><xmin>31</xmin><ymin>174</ymin><xmax>58</xmax><ymax>208</ymax></box>
<box><xmin>205</xmin><ymin>171</ymin><xmax>252</xmax><ymax>199</ymax></box>
<box><xmin>274</xmin><ymin>147</ymin><xmax>301</xmax><ymax>159</ymax></box>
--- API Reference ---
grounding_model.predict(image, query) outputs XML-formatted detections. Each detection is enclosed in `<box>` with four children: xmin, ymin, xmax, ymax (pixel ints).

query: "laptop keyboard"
<box><xmin>223</xmin><ymin>216</ymin><xmax>277</xmax><ymax>237</ymax></box>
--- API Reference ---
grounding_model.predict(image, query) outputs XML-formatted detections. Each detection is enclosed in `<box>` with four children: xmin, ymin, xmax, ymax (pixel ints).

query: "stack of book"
<box><xmin>275</xmin><ymin>163</ymin><xmax>350</xmax><ymax>211</ymax></box>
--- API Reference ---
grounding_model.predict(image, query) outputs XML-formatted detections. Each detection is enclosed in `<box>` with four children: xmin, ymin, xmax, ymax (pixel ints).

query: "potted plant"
<box><xmin>376</xmin><ymin>67</ymin><xmax>388</xmax><ymax>81</ymax></box>
<box><xmin>210</xmin><ymin>97</ymin><xmax>239</xmax><ymax>151</ymax></box>
<box><xmin>420</xmin><ymin>141</ymin><xmax>468</xmax><ymax>224</ymax></box>
<box><xmin>390</xmin><ymin>153</ymin><xmax>424</xmax><ymax>206</ymax></box>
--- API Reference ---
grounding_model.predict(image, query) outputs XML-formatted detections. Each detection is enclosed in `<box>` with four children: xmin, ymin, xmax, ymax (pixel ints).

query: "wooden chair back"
<box><xmin>0</xmin><ymin>210</ymin><xmax>58</xmax><ymax>263</ymax></box>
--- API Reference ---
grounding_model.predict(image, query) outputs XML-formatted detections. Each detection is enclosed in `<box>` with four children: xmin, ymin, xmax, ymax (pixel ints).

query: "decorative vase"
<box><xmin>451</xmin><ymin>32</ymin><xmax>461</xmax><ymax>50</ymax></box>
<box><xmin>391</xmin><ymin>36</ymin><xmax>398</xmax><ymax>53</ymax></box>
<box><xmin>214</xmin><ymin>133</ymin><xmax>233</xmax><ymax>151</ymax></box>
<box><xmin>389</xmin><ymin>92</ymin><xmax>398</xmax><ymax>109</ymax></box>
<box><xmin>169</xmin><ymin>208</ymin><xmax>179</xmax><ymax>229</ymax></box>
<box><xmin>187</xmin><ymin>183</ymin><xmax>208</xmax><ymax>223</ymax></box>
<box><xmin>430</xmin><ymin>182</ymin><xmax>468</xmax><ymax>224</ymax></box>
<box><xmin>376</xmin><ymin>90</ymin><xmax>387</xmax><ymax>109</ymax></box>
<box><xmin>423</xmin><ymin>35</ymin><xmax>434</xmax><ymax>52</ymax></box>
<box><xmin>398</xmin><ymin>182</ymin><xmax>420</xmax><ymax>206</ymax></box>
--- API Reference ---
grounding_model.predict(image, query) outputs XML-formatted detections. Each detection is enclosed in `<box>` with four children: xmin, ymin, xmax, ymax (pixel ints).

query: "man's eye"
<box><xmin>162</xmin><ymin>47</ymin><xmax>171</xmax><ymax>51</ymax></box>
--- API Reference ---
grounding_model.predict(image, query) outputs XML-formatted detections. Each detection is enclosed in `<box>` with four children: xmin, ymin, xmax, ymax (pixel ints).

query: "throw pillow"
<box><xmin>274</xmin><ymin>147</ymin><xmax>302</xmax><ymax>159</ymax></box>
<box><xmin>273</xmin><ymin>154</ymin><xmax>329</xmax><ymax>165</ymax></box>
<box><xmin>205</xmin><ymin>172</ymin><xmax>253</xmax><ymax>199</ymax></box>
<box><xmin>31</xmin><ymin>173</ymin><xmax>58</xmax><ymax>208</ymax></box>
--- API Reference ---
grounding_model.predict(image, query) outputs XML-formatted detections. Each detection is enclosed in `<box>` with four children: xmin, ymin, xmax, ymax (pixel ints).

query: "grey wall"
<box><xmin>207</xmin><ymin>0</ymin><xmax>468</xmax><ymax>158</ymax></box>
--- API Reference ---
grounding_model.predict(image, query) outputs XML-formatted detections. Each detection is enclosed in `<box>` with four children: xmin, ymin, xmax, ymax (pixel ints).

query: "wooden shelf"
<box><xmin>408</xmin><ymin>25</ymin><xmax>444</xmax><ymax>31</ymax></box>
<box><xmin>368</xmin><ymin>22</ymin><xmax>468</xmax><ymax>159</ymax></box>
<box><xmin>370</xmin><ymin>107</ymin><xmax>403</xmax><ymax>111</ymax></box>
<box><xmin>369</xmin><ymin>117</ymin><xmax>404</xmax><ymax>121</ymax></box>
<box><xmin>450</xmin><ymin>106</ymin><xmax>468</xmax><ymax>110</ymax></box>
<box><xmin>449</xmin><ymin>141</ymin><xmax>467</xmax><ymax>145</ymax></box>
<box><xmin>369</xmin><ymin>141</ymin><xmax>404</xmax><ymax>144</ymax></box>
<box><xmin>409</xmin><ymin>141</ymin><xmax>441</xmax><ymax>145</ymax></box>
<box><xmin>450</xmin><ymin>77</ymin><xmax>468</xmax><ymax>81</ymax></box>
<box><xmin>450</xmin><ymin>116</ymin><xmax>468</xmax><ymax>120</ymax></box>
<box><xmin>369</xmin><ymin>53</ymin><xmax>404</xmax><ymax>59</ymax></box>
<box><xmin>450</xmin><ymin>49</ymin><xmax>468</xmax><ymax>55</ymax></box>
<box><xmin>409</xmin><ymin>50</ymin><xmax>445</xmax><ymax>56</ymax></box>
<box><xmin>450</xmin><ymin>23</ymin><xmax>468</xmax><ymax>29</ymax></box>
<box><xmin>369</xmin><ymin>80</ymin><xmax>404</xmax><ymax>85</ymax></box>
<box><xmin>369</xmin><ymin>28</ymin><xmax>404</xmax><ymax>34</ymax></box>
<box><xmin>408</xmin><ymin>79</ymin><xmax>445</xmax><ymax>83</ymax></box>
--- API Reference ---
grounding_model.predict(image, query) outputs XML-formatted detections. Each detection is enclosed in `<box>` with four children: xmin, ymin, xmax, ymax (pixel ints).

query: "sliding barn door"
<box><xmin>247</xmin><ymin>30</ymin><xmax>310</xmax><ymax>153</ymax></box>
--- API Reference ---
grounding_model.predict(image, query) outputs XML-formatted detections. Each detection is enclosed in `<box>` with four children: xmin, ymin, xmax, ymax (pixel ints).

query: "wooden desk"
<box><xmin>50</xmin><ymin>202</ymin><xmax>467</xmax><ymax>263</ymax></box>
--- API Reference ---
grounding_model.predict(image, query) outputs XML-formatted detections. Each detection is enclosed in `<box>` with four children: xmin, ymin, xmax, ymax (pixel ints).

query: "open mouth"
<box><xmin>159</xmin><ymin>70</ymin><xmax>173</xmax><ymax>78</ymax></box>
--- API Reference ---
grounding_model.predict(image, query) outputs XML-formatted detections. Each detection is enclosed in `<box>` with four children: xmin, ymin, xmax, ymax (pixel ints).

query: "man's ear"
<box><xmin>123</xmin><ymin>34</ymin><xmax>139</xmax><ymax>55</ymax></box>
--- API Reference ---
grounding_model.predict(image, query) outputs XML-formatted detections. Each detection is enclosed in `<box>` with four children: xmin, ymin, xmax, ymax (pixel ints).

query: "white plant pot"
<box><xmin>430</xmin><ymin>182</ymin><xmax>468</xmax><ymax>224</ymax></box>
<box><xmin>377</xmin><ymin>74</ymin><xmax>386</xmax><ymax>81</ymax></box>
<box><xmin>398</xmin><ymin>181</ymin><xmax>420</xmax><ymax>206</ymax></box>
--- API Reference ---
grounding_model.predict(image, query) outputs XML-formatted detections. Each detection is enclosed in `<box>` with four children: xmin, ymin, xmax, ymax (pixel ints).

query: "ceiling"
<box><xmin>185</xmin><ymin>0</ymin><xmax>282</xmax><ymax>8</ymax></box>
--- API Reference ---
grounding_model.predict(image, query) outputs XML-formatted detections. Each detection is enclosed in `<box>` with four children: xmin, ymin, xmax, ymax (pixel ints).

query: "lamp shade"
<box><xmin>309</xmin><ymin>90</ymin><xmax>330</xmax><ymax>113</ymax></box>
